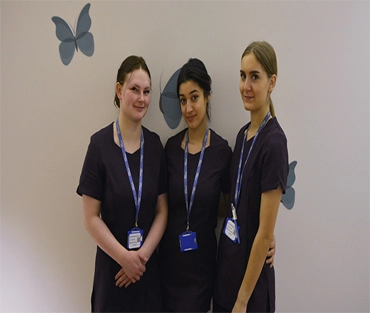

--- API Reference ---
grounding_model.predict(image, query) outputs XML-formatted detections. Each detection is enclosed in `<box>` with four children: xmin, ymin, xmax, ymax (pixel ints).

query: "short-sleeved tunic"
<box><xmin>214</xmin><ymin>117</ymin><xmax>288</xmax><ymax>312</ymax></box>
<box><xmin>159</xmin><ymin>129</ymin><xmax>232</xmax><ymax>312</ymax></box>
<box><xmin>77</xmin><ymin>123</ymin><xmax>166</xmax><ymax>313</ymax></box>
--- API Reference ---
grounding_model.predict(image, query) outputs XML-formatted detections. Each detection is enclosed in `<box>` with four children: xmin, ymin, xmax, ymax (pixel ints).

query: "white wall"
<box><xmin>1</xmin><ymin>1</ymin><xmax>369</xmax><ymax>312</ymax></box>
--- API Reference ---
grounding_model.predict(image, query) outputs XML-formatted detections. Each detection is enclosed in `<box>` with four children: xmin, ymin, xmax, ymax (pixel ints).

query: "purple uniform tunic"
<box><xmin>214</xmin><ymin>117</ymin><xmax>288</xmax><ymax>312</ymax></box>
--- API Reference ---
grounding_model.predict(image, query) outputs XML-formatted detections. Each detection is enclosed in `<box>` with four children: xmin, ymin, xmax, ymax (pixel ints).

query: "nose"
<box><xmin>241</xmin><ymin>78</ymin><xmax>251</xmax><ymax>91</ymax></box>
<box><xmin>185</xmin><ymin>102</ymin><xmax>193</xmax><ymax>113</ymax></box>
<box><xmin>138</xmin><ymin>91</ymin><xmax>145</xmax><ymax>103</ymax></box>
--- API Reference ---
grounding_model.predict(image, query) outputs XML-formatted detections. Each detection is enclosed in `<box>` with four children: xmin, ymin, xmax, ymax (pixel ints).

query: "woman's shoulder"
<box><xmin>90</xmin><ymin>122</ymin><xmax>114</xmax><ymax>142</ymax></box>
<box><xmin>165</xmin><ymin>129</ymin><xmax>187</xmax><ymax>148</ymax></box>
<box><xmin>209</xmin><ymin>128</ymin><xmax>226</xmax><ymax>142</ymax></box>
<box><xmin>265</xmin><ymin>117</ymin><xmax>287</xmax><ymax>142</ymax></box>
<box><xmin>210</xmin><ymin>129</ymin><xmax>231</xmax><ymax>149</ymax></box>
<box><xmin>259</xmin><ymin>117</ymin><xmax>288</xmax><ymax>156</ymax></box>
<box><xmin>142</xmin><ymin>126</ymin><xmax>162</xmax><ymax>144</ymax></box>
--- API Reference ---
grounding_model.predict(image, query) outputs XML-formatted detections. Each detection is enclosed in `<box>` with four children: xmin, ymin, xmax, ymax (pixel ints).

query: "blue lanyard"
<box><xmin>116</xmin><ymin>119</ymin><xmax>144</xmax><ymax>227</ymax></box>
<box><xmin>234</xmin><ymin>112</ymin><xmax>271</xmax><ymax>208</ymax></box>
<box><xmin>184</xmin><ymin>128</ymin><xmax>209</xmax><ymax>231</ymax></box>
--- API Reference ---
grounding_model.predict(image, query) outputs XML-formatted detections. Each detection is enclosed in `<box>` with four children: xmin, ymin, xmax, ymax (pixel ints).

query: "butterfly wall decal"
<box><xmin>281</xmin><ymin>160</ymin><xmax>297</xmax><ymax>210</ymax></box>
<box><xmin>51</xmin><ymin>3</ymin><xmax>94</xmax><ymax>66</ymax></box>
<box><xmin>159</xmin><ymin>69</ymin><xmax>182</xmax><ymax>129</ymax></box>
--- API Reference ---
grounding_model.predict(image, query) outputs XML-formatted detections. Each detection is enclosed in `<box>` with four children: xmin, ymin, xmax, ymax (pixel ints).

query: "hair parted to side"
<box><xmin>177</xmin><ymin>58</ymin><xmax>212</xmax><ymax>120</ymax></box>
<box><xmin>114</xmin><ymin>55</ymin><xmax>151</xmax><ymax>108</ymax></box>
<box><xmin>242</xmin><ymin>41</ymin><xmax>278</xmax><ymax>117</ymax></box>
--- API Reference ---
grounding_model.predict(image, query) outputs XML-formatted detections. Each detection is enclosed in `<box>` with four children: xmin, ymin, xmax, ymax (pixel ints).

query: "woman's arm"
<box><xmin>219</xmin><ymin>194</ymin><xmax>276</xmax><ymax>265</ymax></box>
<box><xmin>82</xmin><ymin>194</ymin><xmax>147</xmax><ymax>284</ymax></box>
<box><xmin>115</xmin><ymin>192</ymin><xmax>168</xmax><ymax>288</ymax></box>
<box><xmin>232</xmin><ymin>185</ymin><xmax>282</xmax><ymax>313</ymax></box>
<box><xmin>266</xmin><ymin>234</ymin><xmax>276</xmax><ymax>268</ymax></box>
<box><xmin>139</xmin><ymin>192</ymin><xmax>168</xmax><ymax>259</ymax></box>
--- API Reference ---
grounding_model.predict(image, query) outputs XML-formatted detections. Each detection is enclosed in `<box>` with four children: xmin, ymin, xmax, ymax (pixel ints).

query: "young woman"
<box><xmin>159</xmin><ymin>58</ymin><xmax>276</xmax><ymax>312</ymax></box>
<box><xmin>213</xmin><ymin>41</ymin><xmax>289</xmax><ymax>312</ymax></box>
<box><xmin>77</xmin><ymin>55</ymin><xmax>167</xmax><ymax>312</ymax></box>
<box><xmin>159</xmin><ymin>58</ymin><xmax>232</xmax><ymax>312</ymax></box>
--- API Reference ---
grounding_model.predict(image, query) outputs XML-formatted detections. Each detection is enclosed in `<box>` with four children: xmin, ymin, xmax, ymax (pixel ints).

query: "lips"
<box><xmin>134</xmin><ymin>105</ymin><xmax>146</xmax><ymax>110</ymax></box>
<box><xmin>243</xmin><ymin>95</ymin><xmax>254</xmax><ymax>102</ymax></box>
<box><xmin>187</xmin><ymin>115</ymin><xmax>196</xmax><ymax>122</ymax></box>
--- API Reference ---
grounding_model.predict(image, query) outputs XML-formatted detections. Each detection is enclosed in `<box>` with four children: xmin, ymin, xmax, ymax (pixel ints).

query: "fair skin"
<box><xmin>239</xmin><ymin>53</ymin><xmax>276</xmax><ymax>139</ymax></box>
<box><xmin>83</xmin><ymin>68</ymin><xmax>168</xmax><ymax>288</ymax></box>
<box><xmin>179</xmin><ymin>80</ymin><xmax>210</xmax><ymax>153</ymax></box>
<box><xmin>114</xmin><ymin>69</ymin><xmax>151</xmax><ymax>152</ymax></box>
<box><xmin>180</xmin><ymin>79</ymin><xmax>276</xmax><ymax>265</ymax></box>
<box><xmin>232</xmin><ymin>53</ymin><xmax>280</xmax><ymax>313</ymax></box>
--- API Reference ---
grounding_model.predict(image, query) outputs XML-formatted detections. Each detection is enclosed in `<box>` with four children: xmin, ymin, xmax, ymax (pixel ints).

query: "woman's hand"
<box><xmin>232</xmin><ymin>297</ymin><xmax>248</xmax><ymax>313</ymax></box>
<box><xmin>266</xmin><ymin>234</ymin><xmax>276</xmax><ymax>268</ymax></box>
<box><xmin>115</xmin><ymin>268</ymin><xmax>131</xmax><ymax>288</ymax></box>
<box><xmin>116</xmin><ymin>250</ymin><xmax>148</xmax><ymax>287</ymax></box>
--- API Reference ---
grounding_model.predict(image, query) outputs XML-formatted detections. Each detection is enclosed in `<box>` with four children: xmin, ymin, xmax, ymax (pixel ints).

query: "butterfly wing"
<box><xmin>160</xmin><ymin>68</ymin><xmax>182</xmax><ymax>129</ymax></box>
<box><xmin>281</xmin><ymin>187</ymin><xmax>295</xmax><ymax>210</ymax></box>
<box><xmin>75</xmin><ymin>3</ymin><xmax>94</xmax><ymax>57</ymax></box>
<box><xmin>52</xmin><ymin>16</ymin><xmax>74</xmax><ymax>42</ymax></box>
<box><xmin>51</xmin><ymin>16</ymin><xmax>76</xmax><ymax>65</ymax></box>
<box><xmin>287</xmin><ymin>161</ymin><xmax>297</xmax><ymax>187</ymax></box>
<box><xmin>76</xmin><ymin>32</ymin><xmax>94</xmax><ymax>56</ymax></box>
<box><xmin>281</xmin><ymin>161</ymin><xmax>297</xmax><ymax>209</ymax></box>
<box><xmin>58</xmin><ymin>41</ymin><xmax>76</xmax><ymax>66</ymax></box>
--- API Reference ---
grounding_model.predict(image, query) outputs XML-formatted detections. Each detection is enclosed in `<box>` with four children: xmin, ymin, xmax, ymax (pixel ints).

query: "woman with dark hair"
<box><xmin>213</xmin><ymin>41</ymin><xmax>289</xmax><ymax>312</ymax></box>
<box><xmin>77</xmin><ymin>55</ymin><xmax>167</xmax><ymax>312</ymax></box>
<box><xmin>158</xmin><ymin>58</ymin><xmax>233</xmax><ymax>312</ymax></box>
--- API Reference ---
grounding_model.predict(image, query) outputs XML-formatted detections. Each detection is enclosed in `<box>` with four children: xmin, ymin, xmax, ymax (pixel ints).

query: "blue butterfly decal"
<box><xmin>51</xmin><ymin>3</ymin><xmax>94</xmax><ymax>66</ymax></box>
<box><xmin>281</xmin><ymin>161</ymin><xmax>297</xmax><ymax>210</ymax></box>
<box><xmin>159</xmin><ymin>69</ymin><xmax>182</xmax><ymax>129</ymax></box>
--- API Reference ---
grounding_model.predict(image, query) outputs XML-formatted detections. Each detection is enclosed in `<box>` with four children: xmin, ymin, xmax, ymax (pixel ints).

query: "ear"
<box><xmin>205</xmin><ymin>93</ymin><xmax>211</xmax><ymax>105</ymax></box>
<box><xmin>269</xmin><ymin>74</ymin><xmax>277</xmax><ymax>93</ymax></box>
<box><xmin>116</xmin><ymin>82</ymin><xmax>122</xmax><ymax>100</ymax></box>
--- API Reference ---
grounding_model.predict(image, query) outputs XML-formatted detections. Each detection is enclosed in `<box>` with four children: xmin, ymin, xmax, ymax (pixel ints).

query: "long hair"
<box><xmin>242</xmin><ymin>41</ymin><xmax>277</xmax><ymax>116</ymax></box>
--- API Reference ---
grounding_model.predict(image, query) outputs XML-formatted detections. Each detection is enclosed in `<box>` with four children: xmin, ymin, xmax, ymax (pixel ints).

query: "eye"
<box><xmin>252</xmin><ymin>74</ymin><xmax>259</xmax><ymax>80</ymax></box>
<box><xmin>131</xmin><ymin>87</ymin><xmax>138</xmax><ymax>92</ymax></box>
<box><xmin>144</xmin><ymin>89</ymin><xmax>151</xmax><ymax>95</ymax></box>
<box><xmin>180</xmin><ymin>98</ymin><xmax>186</xmax><ymax>105</ymax></box>
<box><xmin>191</xmin><ymin>95</ymin><xmax>199</xmax><ymax>102</ymax></box>
<box><xmin>240</xmin><ymin>72</ymin><xmax>246</xmax><ymax>80</ymax></box>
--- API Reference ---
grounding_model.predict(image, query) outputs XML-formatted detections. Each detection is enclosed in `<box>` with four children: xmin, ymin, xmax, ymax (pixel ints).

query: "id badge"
<box><xmin>179</xmin><ymin>231</ymin><xmax>198</xmax><ymax>252</ymax></box>
<box><xmin>127</xmin><ymin>228</ymin><xmax>143</xmax><ymax>250</ymax></box>
<box><xmin>223</xmin><ymin>218</ymin><xmax>240</xmax><ymax>243</ymax></box>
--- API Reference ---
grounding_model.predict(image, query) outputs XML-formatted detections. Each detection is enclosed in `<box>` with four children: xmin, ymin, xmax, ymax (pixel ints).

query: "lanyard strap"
<box><xmin>184</xmin><ymin>128</ymin><xmax>209</xmax><ymax>231</ymax></box>
<box><xmin>234</xmin><ymin>112</ymin><xmax>271</xmax><ymax>208</ymax></box>
<box><xmin>116</xmin><ymin>119</ymin><xmax>144</xmax><ymax>227</ymax></box>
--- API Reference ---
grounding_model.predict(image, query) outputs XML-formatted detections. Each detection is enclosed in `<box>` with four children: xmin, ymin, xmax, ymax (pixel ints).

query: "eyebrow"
<box><xmin>179</xmin><ymin>89</ymin><xmax>199</xmax><ymax>97</ymax></box>
<box><xmin>130</xmin><ymin>83</ymin><xmax>150</xmax><ymax>89</ymax></box>
<box><xmin>240</xmin><ymin>69</ymin><xmax>261</xmax><ymax>74</ymax></box>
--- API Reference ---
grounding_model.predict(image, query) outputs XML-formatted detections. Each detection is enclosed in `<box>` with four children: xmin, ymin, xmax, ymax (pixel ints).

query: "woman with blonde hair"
<box><xmin>213</xmin><ymin>41</ymin><xmax>289</xmax><ymax>312</ymax></box>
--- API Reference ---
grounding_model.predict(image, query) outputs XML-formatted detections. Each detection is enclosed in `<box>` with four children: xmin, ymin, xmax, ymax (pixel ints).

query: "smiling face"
<box><xmin>116</xmin><ymin>69</ymin><xmax>151</xmax><ymax>123</ymax></box>
<box><xmin>179</xmin><ymin>80</ymin><xmax>209</xmax><ymax>131</ymax></box>
<box><xmin>239</xmin><ymin>53</ymin><xmax>276</xmax><ymax>116</ymax></box>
